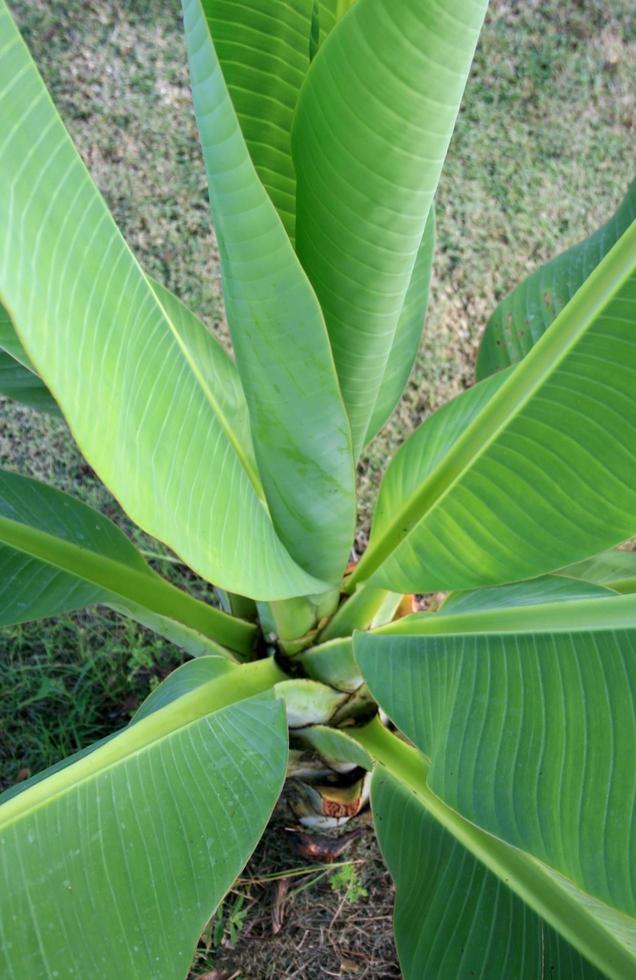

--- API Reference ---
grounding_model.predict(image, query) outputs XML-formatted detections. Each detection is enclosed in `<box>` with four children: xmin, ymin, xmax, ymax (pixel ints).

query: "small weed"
<box><xmin>221</xmin><ymin>894</ymin><xmax>251</xmax><ymax>947</ymax></box>
<box><xmin>192</xmin><ymin>893</ymin><xmax>252</xmax><ymax>975</ymax></box>
<box><xmin>329</xmin><ymin>864</ymin><xmax>369</xmax><ymax>905</ymax></box>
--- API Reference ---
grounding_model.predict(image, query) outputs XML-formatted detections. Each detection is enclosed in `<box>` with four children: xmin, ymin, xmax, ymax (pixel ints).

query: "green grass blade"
<box><xmin>0</xmin><ymin>2</ymin><xmax>323</xmax><ymax>601</ymax></box>
<box><xmin>293</xmin><ymin>0</ymin><xmax>489</xmax><ymax>453</ymax></box>
<box><xmin>182</xmin><ymin>0</ymin><xmax>356</xmax><ymax>586</ymax></box>
<box><xmin>477</xmin><ymin>178</ymin><xmax>636</xmax><ymax>378</ymax></box>
<box><xmin>351</xmin><ymin>222</ymin><xmax>636</xmax><ymax>593</ymax></box>
<box><xmin>0</xmin><ymin>657</ymin><xmax>241</xmax><ymax>804</ymax></box>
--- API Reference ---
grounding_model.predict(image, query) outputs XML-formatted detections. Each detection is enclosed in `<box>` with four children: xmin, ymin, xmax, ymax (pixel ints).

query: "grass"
<box><xmin>1</xmin><ymin>0</ymin><xmax>634</xmax><ymax>975</ymax></box>
<box><xmin>0</xmin><ymin>610</ymin><xmax>182</xmax><ymax>784</ymax></box>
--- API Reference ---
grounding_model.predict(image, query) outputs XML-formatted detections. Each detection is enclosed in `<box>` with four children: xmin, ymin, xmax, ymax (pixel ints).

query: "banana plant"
<box><xmin>0</xmin><ymin>0</ymin><xmax>635</xmax><ymax>977</ymax></box>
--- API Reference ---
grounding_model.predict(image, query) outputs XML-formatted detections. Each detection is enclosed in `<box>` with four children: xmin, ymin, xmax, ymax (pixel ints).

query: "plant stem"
<box><xmin>347</xmin><ymin>716</ymin><xmax>431</xmax><ymax>781</ymax></box>
<box><xmin>259</xmin><ymin>597</ymin><xmax>316</xmax><ymax>642</ymax></box>
<box><xmin>216</xmin><ymin>588</ymin><xmax>259</xmax><ymax>622</ymax></box>
<box><xmin>318</xmin><ymin>581</ymin><xmax>397</xmax><ymax>641</ymax></box>
<box><xmin>0</xmin><ymin>514</ymin><xmax>257</xmax><ymax>657</ymax></box>
<box><xmin>260</xmin><ymin>589</ymin><xmax>340</xmax><ymax>653</ymax></box>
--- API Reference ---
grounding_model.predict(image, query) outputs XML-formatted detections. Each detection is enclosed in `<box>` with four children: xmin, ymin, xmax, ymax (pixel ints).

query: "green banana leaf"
<box><xmin>0</xmin><ymin>348</ymin><xmax>59</xmax><ymax>415</ymax></box>
<box><xmin>298</xmin><ymin>636</ymin><xmax>361</xmax><ymax>692</ymax></box>
<box><xmin>318</xmin><ymin>0</ymin><xmax>358</xmax><ymax>39</ymax></box>
<box><xmin>440</xmin><ymin>574</ymin><xmax>614</xmax><ymax>614</ymax></box>
<box><xmin>318</xmin><ymin>578</ymin><xmax>398</xmax><ymax>642</ymax></box>
<box><xmin>559</xmin><ymin>548</ymin><xmax>636</xmax><ymax>595</ymax></box>
<box><xmin>368</xmin><ymin>367</ymin><xmax>508</xmax><ymax>546</ymax></box>
<box><xmin>201</xmin><ymin>0</ymin><xmax>314</xmax><ymax>241</ymax></box>
<box><xmin>373</xmin><ymin>767</ymin><xmax>605</xmax><ymax>979</ymax></box>
<box><xmin>355</xmin><ymin>592</ymin><xmax>636</xmax><ymax>964</ymax></box>
<box><xmin>375</xmin><ymin>587</ymin><xmax>636</xmax><ymax>639</ymax></box>
<box><xmin>292</xmin><ymin>0</ymin><xmax>488</xmax><ymax>453</ymax></box>
<box><xmin>354</xmin><ymin>719</ymin><xmax>635</xmax><ymax>979</ymax></box>
<box><xmin>350</xmin><ymin>222</ymin><xmax>636</xmax><ymax>594</ymax></box>
<box><xmin>131</xmin><ymin>655</ymin><xmax>235</xmax><ymax>722</ymax></box>
<box><xmin>0</xmin><ymin>298</ymin><xmax>59</xmax><ymax>413</ymax></box>
<box><xmin>182</xmin><ymin>0</ymin><xmax>356</xmax><ymax>587</ymax></box>
<box><xmin>0</xmin><ymin>2</ymin><xmax>324</xmax><ymax>602</ymax></box>
<box><xmin>0</xmin><ymin>297</ymin><xmax>35</xmax><ymax>369</ymax></box>
<box><xmin>0</xmin><ymin>660</ymin><xmax>287</xmax><ymax>979</ymax></box>
<box><xmin>294</xmin><ymin>723</ymin><xmax>372</xmax><ymax>771</ymax></box>
<box><xmin>477</xmin><ymin>178</ymin><xmax>636</xmax><ymax>378</ymax></box>
<box><xmin>0</xmin><ymin>468</ymin><xmax>254</xmax><ymax>656</ymax></box>
<box><xmin>149</xmin><ymin>278</ymin><xmax>260</xmax><ymax>487</ymax></box>
<box><xmin>107</xmin><ymin>598</ymin><xmax>236</xmax><ymax>659</ymax></box>
<box><xmin>364</xmin><ymin>209</ymin><xmax>436</xmax><ymax>445</ymax></box>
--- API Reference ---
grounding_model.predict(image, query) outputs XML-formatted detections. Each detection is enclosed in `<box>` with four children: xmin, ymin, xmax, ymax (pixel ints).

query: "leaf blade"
<box><xmin>356</xmin><ymin>593</ymin><xmax>636</xmax><ymax>919</ymax></box>
<box><xmin>439</xmin><ymin>574</ymin><xmax>615</xmax><ymax>615</ymax></box>
<box><xmin>0</xmin><ymin>3</ymin><xmax>322</xmax><ymax>600</ymax></box>
<box><xmin>0</xmin><ymin>468</ymin><xmax>254</xmax><ymax>656</ymax></box>
<box><xmin>477</xmin><ymin>178</ymin><xmax>636</xmax><ymax>378</ymax></box>
<box><xmin>201</xmin><ymin>0</ymin><xmax>314</xmax><ymax>240</ymax></box>
<box><xmin>0</xmin><ymin>297</ymin><xmax>36</xmax><ymax>370</ymax></box>
<box><xmin>373</xmin><ymin>766</ymin><xmax>606</xmax><ymax>979</ymax></box>
<box><xmin>0</xmin><ymin>348</ymin><xmax>59</xmax><ymax>415</ymax></box>
<box><xmin>558</xmin><ymin>548</ymin><xmax>636</xmax><ymax>595</ymax></box>
<box><xmin>0</xmin><ymin>295</ymin><xmax>59</xmax><ymax>412</ymax></box>
<box><xmin>352</xmin><ymin>222</ymin><xmax>636</xmax><ymax>593</ymax></box>
<box><xmin>364</xmin><ymin>209</ymin><xmax>435</xmax><ymax>445</ymax></box>
<box><xmin>182</xmin><ymin>0</ymin><xmax>356</xmax><ymax>584</ymax></box>
<box><xmin>0</xmin><ymin>662</ymin><xmax>287</xmax><ymax>979</ymax></box>
<box><xmin>293</xmin><ymin>0</ymin><xmax>489</xmax><ymax>453</ymax></box>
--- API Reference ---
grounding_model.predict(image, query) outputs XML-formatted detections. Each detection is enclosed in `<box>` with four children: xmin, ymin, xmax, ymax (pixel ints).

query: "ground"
<box><xmin>1</xmin><ymin>0</ymin><xmax>634</xmax><ymax>976</ymax></box>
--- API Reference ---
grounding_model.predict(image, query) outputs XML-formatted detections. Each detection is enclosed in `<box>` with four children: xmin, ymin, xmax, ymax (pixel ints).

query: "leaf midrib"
<box><xmin>0</xmin><ymin>658</ymin><xmax>284</xmax><ymax>831</ymax></box>
<box><xmin>1</xmin><ymin>16</ymin><xmax>264</xmax><ymax>506</ymax></box>
<box><xmin>351</xmin><ymin>222</ymin><xmax>636</xmax><ymax>586</ymax></box>
<box><xmin>375</xmin><ymin>591</ymin><xmax>636</xmax><ymax>638</ymax></box>
<box><xmin>353</xmin><ymin>719</ymin><xmax>636</xmax><ymax>980</ymax></box>
<box><xmin>0</xmin><ymin>513</ymin><xmax>255</xmax><ymax>654</ymax></box>
<box><xmin>149</xmin><ymin>281</ymin><xmax>264</xmax><ymax>499</ymax></box>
